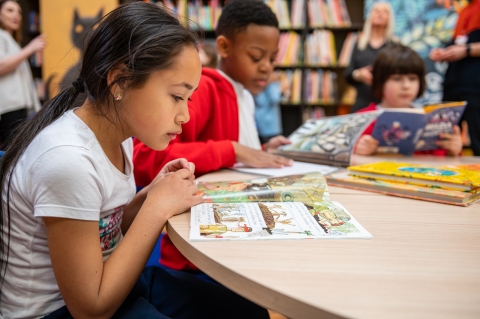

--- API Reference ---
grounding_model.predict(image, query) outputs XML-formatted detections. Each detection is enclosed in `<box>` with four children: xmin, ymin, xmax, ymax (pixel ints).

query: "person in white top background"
<box><xmin>0</xmin><ymin>2</ymin><xmax>273</xmax><ymax>318</ymax></box>
<box><xmin>0</xmin><ymin>0</ymin><xmax>45</xmax><ymax>149</ymax></box>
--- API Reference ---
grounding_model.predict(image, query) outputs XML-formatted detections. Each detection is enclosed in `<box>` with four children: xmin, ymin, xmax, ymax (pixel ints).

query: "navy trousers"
<box><xmin>42</xmin><ymin>266</ymin><xmax>269</xmax><ymax>319</ymax></box>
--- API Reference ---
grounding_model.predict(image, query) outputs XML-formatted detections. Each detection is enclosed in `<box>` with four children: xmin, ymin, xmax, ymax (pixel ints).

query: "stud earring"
<box><xmin>115</xmin><ymin>92</ymin><xmax>123</xmax><ymax>101</ymax></box>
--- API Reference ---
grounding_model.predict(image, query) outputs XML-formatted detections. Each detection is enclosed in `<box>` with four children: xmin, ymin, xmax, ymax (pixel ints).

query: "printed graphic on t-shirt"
<box><xmin>99</xmin><ymin>205</ymin><xmax>124</xmax><ymax>251</ymax></box>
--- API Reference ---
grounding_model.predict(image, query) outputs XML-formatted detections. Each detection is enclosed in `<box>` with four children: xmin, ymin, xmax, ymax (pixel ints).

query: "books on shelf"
<box><xmin>303</xmin><ymin>69</ymin><xmax>337</xmax><ymax>104</ymax></box>
<box><xmin>304</xmin><ymin>30</ymin><xmax>337</xmax><ymax>66</ymax></box>
<box><xmin>276</xmin><ymin>31</ymin><xmax>302</xmax><ymax>66</ymax></box>
<box><xmin>278</xmin><ymin>69</ymin><xmax>302</xmax><ymax>104</ymax></box>
<box><xmin>372</xmin><ymin>101</ymin><xmax>467</xmax><ymax>155</ymax></box>
<box><xmin>158</xmin><ymin>0</ymin><xmax>222</xmax><ymax>31</ymax></box>
<box><xmin>326</xmin><ymin>162</ymin><xmax>480</xmax><ymax>206</ymax></box>
<box><xmin>291</xmin><ymin>0</ymin><xmax>306</xmax><ymax>28</ymax></box>
<box><xmin>274</xmin><ymin>111</ymin><xmax>380</xmax><ymax>166</ymax></box>
<box><xmin>189</xmin><ymin>172</ymin><xmax>372</xmax><ymax>241</ymax></box>
<box><xmin>308</xmin><ymin>0</ymin><xmax>351</xmax><ymax>28</ymax></box>
<box><xmin>264</xmin><ymin>0</ymin><xmax>305</xmax><ymax>29</ymax></box>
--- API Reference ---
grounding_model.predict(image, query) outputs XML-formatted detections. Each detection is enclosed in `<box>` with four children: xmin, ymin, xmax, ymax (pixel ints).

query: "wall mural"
<box><xmin>40</xmin><ymin>0</ymin><xmax>117</xmax><ymax>99</ymax></box>
<box><xmin>364</xmin><ymin>0</ymin><xmax>468</xmax><ymax>104</ymax></box>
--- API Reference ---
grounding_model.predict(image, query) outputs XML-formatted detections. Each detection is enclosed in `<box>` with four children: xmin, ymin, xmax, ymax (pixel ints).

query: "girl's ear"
<box><xmin>216</xmin><ymin>35</ymin><xmax>231</xmax><ymax>59</ymax></box>
<box><xmin>107</xmin><ymin>66</ymin><xmax>127</xmax><ymax>99</ymax></box>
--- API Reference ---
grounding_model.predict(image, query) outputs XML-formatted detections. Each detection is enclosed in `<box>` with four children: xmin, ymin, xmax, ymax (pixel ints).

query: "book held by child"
<box><xmin>189</xmin><ymin>172</ymin><xmax>372</xmax><ymax>241</ymax></box>
<box><xmin>372</xmin><ymin>101</ymin><xmax>467</xmax><ymax>155</ymax></box>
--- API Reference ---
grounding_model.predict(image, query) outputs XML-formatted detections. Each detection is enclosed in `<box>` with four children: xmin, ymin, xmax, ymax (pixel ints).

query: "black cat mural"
<box><xmin>46</xmin><ymin>8</ymin><xmax>103</xmax><ymax>105</ymax></box>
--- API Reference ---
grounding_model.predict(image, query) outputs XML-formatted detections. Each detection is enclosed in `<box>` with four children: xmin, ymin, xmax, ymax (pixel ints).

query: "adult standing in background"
<box><xmin>345</xmin><ymin>1</ymin><xmax>396</xmax><ymax>113</ymax></box>
<box><xmin>0</xmin><ymin>0</ymin><xmax>45</xmax><ymax>149</ymax></box>
<box><xmin>430</xmin><ymin>0</ymin><xmax>480</xmax><ymax>156</ymax></box>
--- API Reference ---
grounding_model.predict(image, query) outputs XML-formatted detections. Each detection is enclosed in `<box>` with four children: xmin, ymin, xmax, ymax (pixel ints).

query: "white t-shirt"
<box><xmin>0</xmin><ymin>29</ymin><xmax>40</xmax><ymax>115</ymax></box>
<box><xmin>0</xmin><ymin>110</ymin><xmax>136</xmax><ymax>319</ymax></box>
<box><xmin>216</xmin><ymin>70</ymin><xmax>262</xmax><ymax>150</ymax></box>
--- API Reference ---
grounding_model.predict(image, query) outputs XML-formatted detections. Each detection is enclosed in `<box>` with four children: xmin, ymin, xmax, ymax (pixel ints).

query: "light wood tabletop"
<box><xmin>166</xmin><ymin>156</ymin><xmax>480</xmax><ymax>319</ymax></box>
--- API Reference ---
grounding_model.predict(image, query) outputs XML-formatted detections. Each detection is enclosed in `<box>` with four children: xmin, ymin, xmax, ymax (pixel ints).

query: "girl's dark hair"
<box><xmin>0</xmin><ymin>0</ymin><xmax>22</xmax><ymax>43</ymax></box>
<box><xmin>0</xmin><ymin>1</ymin><xmax>200</xmax><ymax>285</ymax></box>
<box><xmin>371</xmin><ymin>43</ymin><xmax>426</xmax><ymax>99</ymax></box>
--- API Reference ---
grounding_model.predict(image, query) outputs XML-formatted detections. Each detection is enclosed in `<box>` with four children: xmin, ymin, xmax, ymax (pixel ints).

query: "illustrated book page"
<box><xmin>189</xmin><ymin>201</ymin><xmax>372</xmax><ymax>241</ymax></box>
<box><xmin>189</xmin><ymin>172</ymin><xmax>372</xmax><ymax>241</ymax></box>
<box><xmin>347</xmin><ymin>161</ymin><xmax>480</xmax><ymax>191</ymax></box>
<box><xmin>274</xmin><ymin>112</ymin><xmax>380</xmax><ymax>166</ymax></box>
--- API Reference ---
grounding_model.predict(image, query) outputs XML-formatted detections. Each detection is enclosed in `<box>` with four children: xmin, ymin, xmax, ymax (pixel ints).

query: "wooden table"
<box><xmin>166</xmin><ymin>156</ymin><xmax>480</xmax><ymax>319</ymax></box>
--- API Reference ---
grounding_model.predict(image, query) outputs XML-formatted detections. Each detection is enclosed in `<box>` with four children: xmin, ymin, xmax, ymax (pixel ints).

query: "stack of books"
<box><xmin>326</xmin><ymin>162</ymin><xmax>480</xmax><ymax>206</ymax></box>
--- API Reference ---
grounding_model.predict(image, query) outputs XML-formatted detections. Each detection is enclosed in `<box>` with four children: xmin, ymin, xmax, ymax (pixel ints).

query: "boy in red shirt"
<box><xmin>133</xmin><ymin>0</ymin><xmax>292</xmax><ymax>271</ymax></box>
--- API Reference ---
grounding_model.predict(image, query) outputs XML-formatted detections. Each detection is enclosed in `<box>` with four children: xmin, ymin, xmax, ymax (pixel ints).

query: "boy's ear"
<box><xmin>216</xmin><ymin>35</ymin><xmax>232</xmax><ymax>58</ymax></box>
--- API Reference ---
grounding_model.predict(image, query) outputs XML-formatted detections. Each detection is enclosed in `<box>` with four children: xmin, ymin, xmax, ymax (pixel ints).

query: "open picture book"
<box><xmin>273</xmin><ymin>101</ymin><xmax>466</xmax><ymax>165</ymax></box>
<box><xmin>190</xmin><ymin>172</ymin><xmax>372</xmax><ymax>241</ymax></box>
<box><xmin>273</xmin><ymin>112</ymin><xmax>380</xmax><ymax>166</ymax></box>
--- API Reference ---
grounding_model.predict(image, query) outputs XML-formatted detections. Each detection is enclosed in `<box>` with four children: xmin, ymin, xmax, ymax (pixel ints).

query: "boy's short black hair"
<box><xmin>216</xmin><ymin>0</ymin><xmax>279</xmax><ymax>39</ymax></box>
<box><xmin>372</xmin><ymin>43</ymin><xmax>426</xmax><ymax>99</ymax></box>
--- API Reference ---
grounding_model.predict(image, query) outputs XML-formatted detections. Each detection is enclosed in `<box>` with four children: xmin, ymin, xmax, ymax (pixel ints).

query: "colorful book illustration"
<box><xmin>274</xmin><ymin>112</ymin><xmax>380</xmax><ymax>166</ymax></box>
<box><xmin>326</xmin><ymin>170</ymin><xmax>480</xmax><ymax>207</ymax></box>
<box><xmin>347</xmin><ymin>161</ymin><xmax>480</xmax><ymax>191</ymax></box>
<box><xmin>189</xmin><ymin>172</ymin><xmax>372</xmax><ymax>241</ymax></box>
<box><xmin>371</xmin><ymin>101</ymin><xmax>466</xmax><ymax>155</ymax></box>
<box><xmin>325</xmin><ymin>161</ymin><xmax>480</xmax><ymax>207</ymax></box>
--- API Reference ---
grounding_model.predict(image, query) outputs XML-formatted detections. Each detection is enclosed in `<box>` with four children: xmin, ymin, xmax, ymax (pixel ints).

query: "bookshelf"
<box><xmin>271</xmin><ymin>0</ymin><xmax>365</xmax><ymax>136</ymax></box>
<box><xmin>17</xmin><ymin>0</ymin><xmax>45</xmax><ymax>102</ymax></box>
<box><xmin>131</xmin><ymin>0</ymin><xmax>365</xmax><ymax>136</ymax></box>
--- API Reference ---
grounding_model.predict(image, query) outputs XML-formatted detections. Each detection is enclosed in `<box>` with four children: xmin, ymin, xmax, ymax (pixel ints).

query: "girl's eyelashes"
<box><xmin>172</xmin><ymin>95</ymin><xmax>184</xmax><ymax>102</ymax></box>
<box><xmin>188</xmin><ymin>97</ymin><xmax>193</xmax><ymax>101</ymax></box>
<box><xmin>172</xmin><ymin>95</ymin><xmax>193</xmax><ymax>102</ymax></box>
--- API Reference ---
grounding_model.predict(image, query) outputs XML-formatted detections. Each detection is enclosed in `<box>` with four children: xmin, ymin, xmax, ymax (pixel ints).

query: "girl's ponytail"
<box><xmin>0</xmin><ymin>80</ymin><xmax>82</xmax><ymax>286</ymax></box>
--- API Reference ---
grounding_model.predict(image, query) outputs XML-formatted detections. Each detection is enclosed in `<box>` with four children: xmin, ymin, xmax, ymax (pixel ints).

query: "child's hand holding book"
<box><xmin>436</xmin><ymin>125</ymin><xmax>462</xmax><ymax>156</ymax></box>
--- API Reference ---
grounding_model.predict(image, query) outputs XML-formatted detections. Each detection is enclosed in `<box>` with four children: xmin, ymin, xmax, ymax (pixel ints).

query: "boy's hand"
<box><xmin>436</xmin><ymin>125</ymin><xmax>462</xmax><ymax>156</ymax></box>
<box><xmin>354</xmin><ymin>135</ymin><xmax>379</xmax><ymax>155</ymax></box>
<box><xmin>233</xmin><ymin>142</ymin><xmax>293</xmax><ymax>168</ymax></box>
<box><xmin>263</xmin><ymin>135</ymin><xmax>291</xmax><ymax>151</ymax></box>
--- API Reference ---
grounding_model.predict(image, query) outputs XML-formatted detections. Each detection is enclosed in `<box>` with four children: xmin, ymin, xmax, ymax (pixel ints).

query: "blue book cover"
<box><xmin>371</xmin><ymin>109</ymin><xmax>426</xmax><ymax>155</ymax></box>
<box><xmin>415</xmin><ymin>101</ymin><xmax>467</xmax><ymax>151</ymax></box>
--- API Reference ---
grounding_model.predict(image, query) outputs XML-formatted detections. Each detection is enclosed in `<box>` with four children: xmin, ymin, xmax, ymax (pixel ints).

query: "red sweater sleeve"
<box><xmin>133</xmin><ymin>70</ymin><xmax>239</xmax><ymax>187</ymax></box>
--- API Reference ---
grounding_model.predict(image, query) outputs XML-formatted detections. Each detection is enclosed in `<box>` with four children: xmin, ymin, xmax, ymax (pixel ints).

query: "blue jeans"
<box><xmin>42</xmin><ymin>266</ymin><xmax>268</xmax><ymax>319</ymax></box>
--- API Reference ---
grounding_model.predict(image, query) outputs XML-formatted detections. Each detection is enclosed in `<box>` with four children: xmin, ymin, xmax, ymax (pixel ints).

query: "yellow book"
<box><xmin>347</xmin><ymin>161</ymin><xmax>480</xmax><ymax>191</ymax></box>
